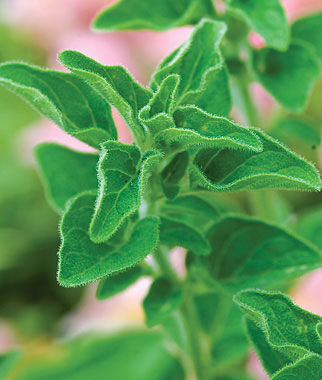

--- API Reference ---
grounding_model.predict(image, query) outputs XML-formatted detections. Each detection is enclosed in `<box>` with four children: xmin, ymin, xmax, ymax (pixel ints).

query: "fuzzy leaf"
<box><xmin>227</xmin><ymin>0</ymin><xmax>289</xmax><ymax>50</ymax></box>
<box><xmin>195</xmin><ymin>216</ymin><xmax>322</xmax><ymax>292</ymax></box>
<box><xmin>89</xmin><ymin>142</ymin><xmax>162</xmax><ymax>243</ymax></box>
<box><xmin>292</xmin><ymin>12</ymin><xmax>322</xmax><ymax>66</ymax></box>
<box><xmin>58</xmin><ymin>50</ymin><xmax>152</xmax><ymax>142</ymax></box>
<box><xmin>317</xmin><ymin>323</ymin><xmax>322</xmax><ymax>341</ymax></box>
<box><xmin>155</xmin><ymin>105</ymin><xmax>262</xmax><ymax>151</ymax></box>
<box><xmin>143</xmin><ymin>277</ymin><xmax>183</xmax><ymax>328</ymax></box>
<box><xmin>252</xmin><ymin>43</ymin><xmax>320</xmax><ymax>113</ymax></box>
<box><xmin>13</xmin><ymin>332</ymin><xmax>184</xmax><ymax>380</ymax></box>
<box><xmin>194</xmin><ymin>128</ymin><xmax>322</xmax><ymax>192</ymax></box>
<box><xmin>139</xmin><ymin>75</ymin><xmax>179</xmax><ymax>136</ymax></box>
<box><xmin>58</xmin><ymin>192</ymin><xmax>159</xmax><ymax>287</ymax></box>
<box><xmin>234</xmin><ymin>289</ymin><xmax>322</xmax><ymax>377</ymax></box>
<box><xmin>34</xmin><ymin>143</ymin><xmax>98</xmax><ymax>213</ymax></box>
<box><xmin>96</xmin><ymin>265</ymin><xmax>145</xmax><ymax>300</ymax></box>
<box><xmin>272</xmin><ymin>354</ymin><xmax>322</xmax><ymax>380</ymax></box>
<box><xmin>93</xmin><ymin>0</ymin><xmax>216</xmax><ymax>31</ymax></box>
<box><xmin>150</xmin><ymin>19</ymin><xmax>231</xmax><ymax>116</ymax></box>
<box><xmin>0</xmin><ymin>62</ymin><xmax>116</xmax><ymax>148</ymax></box>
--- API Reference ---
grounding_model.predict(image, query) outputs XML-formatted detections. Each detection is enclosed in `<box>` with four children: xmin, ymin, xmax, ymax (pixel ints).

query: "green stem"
<box><xmin>180</xmin><ymin>296</ymin><xmax>207</xmax><ymax>380</ymax></box>
<box><xmin>153</xmin><ymin>246</ymin><xmax>207</xmax><ymax>380</ymax></box>
<box><xmin>237</xmin><ymin>76</ymin><xmax>259</xmax><ymax>126</ymax></box>
<box><xmin>152</xmin><ymin>245</ymin><xmax>179</xmax><ymax>282</ymax></box>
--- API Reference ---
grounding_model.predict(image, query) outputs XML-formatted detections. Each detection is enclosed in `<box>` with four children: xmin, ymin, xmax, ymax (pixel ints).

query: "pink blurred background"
<box><xmin>1</xmin><ymin>1</ymin><xmax>321</xmax><ymax>378</ymax></box>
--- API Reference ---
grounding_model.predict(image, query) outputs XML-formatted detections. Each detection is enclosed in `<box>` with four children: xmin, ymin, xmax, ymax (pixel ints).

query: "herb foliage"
<box><xmin>1</xmin><ymin>1</ymin><xmax>322</xmax><ymax>379</ymax></box>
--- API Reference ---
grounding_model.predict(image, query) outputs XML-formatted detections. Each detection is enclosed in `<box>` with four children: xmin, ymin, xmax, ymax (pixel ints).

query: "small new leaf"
<box><xmin>234</xmin><ymin>289</ymin><xmax>322</xmax><ymax>377</ymax></box>
<box><xmin>196</xmin><ymin>216</ymin><xmax>322</xmax><ymax>292</ymax></box>
<box><xmin>90</xmin><ymin>142</ymin><xmax>162</xmax><ymax>243</ymax></box>
<box><xmin>143</xmin><ymin>277</ymin><xmax>183</xmax><ymax>328</ymax></box>
<box><xmin>58</xmin><ymin>192</ymin><xmax>159</xmax><ymax>287</ymax></box>
<box><xmin>194</xmin><ymin>128</ymin><xmax>322</xmax><ymax>192</ymax></box>
<box><xmin>227</xmin><ymin>0</ymin><xmax>290</xmax><ymax>51</ymax></box>
<box><xmin>34</xmin><ymin>143</ymin><xmax>98</xmax><ymax>213</ymax></box>
<box><xmin>58</xmin><ymin>50</ymin><xmax>152</xmax><ymax>142</ymax></box>
<box><xmin>93</xmin><ymin>0</ymin><xmax>216</xmax><ymax>31</ymax></box>
<box><xmin>252</xmin><ymin>42</ymin><xmax>320</xmax><ymax>113</ymax></box>
<box><xmin>150</xmin><ymin>19</ymin><xmax>231</xmax><ymax>117</ymax></box>
<box><xmin>157</xmin><ymin>105</ymin><xmax>262</xmax><ymax>151</ymax></box>
<box><xmin>0</xmin><ymin>62</ymin><xmax>117</xmax><ymax>148</ymax></box>
<box><xmin>139</xmin><ymin>75</ymin><xmax>179</xmax><ymax>136</ymax></box>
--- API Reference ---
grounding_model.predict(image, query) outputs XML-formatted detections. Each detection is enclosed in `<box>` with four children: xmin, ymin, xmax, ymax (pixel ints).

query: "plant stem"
<box><xmin>237</xmin><ymin>76</ymin><xmax>259</xmax><ymax>127</ymax></box>
<box><xmin>153</xmin><ymin>245</ymin><xmax>179</xmax><ymax>282</ymax></box>
<box><xmin>153</xmin><ymin>246</ymin><xmax>206</xmax><ymax>380</ymax></box>
<box><xmin>180</xmin><ymin>296</ymin><xmax>207</xmax><ymax>380</ymax></box>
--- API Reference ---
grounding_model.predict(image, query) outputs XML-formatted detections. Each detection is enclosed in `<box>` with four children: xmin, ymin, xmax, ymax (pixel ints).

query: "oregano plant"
<box><xmin>1</xmin><ymin>1</ymin><xmax>322</xmax><ymax>379</ymax></box>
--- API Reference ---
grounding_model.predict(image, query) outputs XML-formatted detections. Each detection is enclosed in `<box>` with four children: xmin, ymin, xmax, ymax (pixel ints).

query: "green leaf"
<box><xmin>96</xmin><ymin>265</ymin><xmax>145</xmax><ymax>300</ymax></box>
<box><xmin>139</xmin><ymin>75</ymin><xmax>179</xmax><ymax>136</ymax></box>
<box><xmin>150</xmin><ymin>19</ymin><xmax>231</xmax><ymax>116</ymax></box>
<box><xmin>34</xmin><ymin>143</ymin><xmax>98</xmax><ymax>213</ymax></box>
<box><xmin>0</xmin><ymin>350</ymin><xmax>22</xmax><ymax>379</ymax></box>
<box><xmin>292</xmin><ymin>12</ymin><xmax>322</xmax><ymax>66</ymax></box>
<box><xmin>179</xmin><ymin>63</ymin><xmax>231</xmax><ymax>117</ymax></box>
<box><xmin>195</xmin><ymin>215</ymin><xmax>322</xmax><ymax>292</ymax></box>
<box><xmin>161</xmin><ymin>151</ymin><xmax>189</xmax><ymax>199</ymax></box>
<box><xmin>156</xmin><ymin>105</ymin><xmax>262</xmax><ymax>151</ymax></box>
<box><xmin>245</xmin><ymin>318</ymin><xmax>308</xmax><ymax>375</ymax></box>
<box><xmin>89</xmin><ymin>142</ymin><xmax>162</xmax><ymax>243</ymax></box>
<box><xmin>296</xmin><ymin>207</ymin><xmax>322</xmax><ymax>250</ymax></box>
<box><xmin>92</xmin><ymin>0</ymin><xmax>216</xmax><ymax>31</ymax></box>
<box><xmin>58</xmin><ymin>192</ymin><xmax>159</xmax><ymax>287</ymax></box>
<box><xmin>143</xmin><ymin>277</ymin><xmax>183</xmax><ymax>327</ymax></box>
<box><xmin>227</xmin><ymin>0</ymin><xmax>289</xmax><ymax>51</ymax></box>
<box><xmin>159</xmin><ymin>217</ymin><xmax>211</xmax><ymax>256</ymax></box>
<box><xmin>234</xmin><ymin>289</ymin><xmax>322</xmax><ymax>377</ymax></box>
<box><xmin>317</xmin><ymin>323</ymin><xmax>322</xmax><ymax>340</ymax></box>
<box><xmin>271</xmin><ymin>118</ymin><xmax>321</xmax><ymax>148</ymax></box>
<box><xmin>272</xmin><ymin>354</ymin><xmax>322</xmax><ymax>380</ymax></box>
<box><xmin>193</xmin><ymin>128</ymin><xmax>322</xmax><ymax>192</ymax></box>
<box><xmin>58</xmin><ymin>50</ymin><xmax>152</xmax><ymax>143</ymax></box>
<box><xmin>0</xmin><ymin>62</ymin><xmax>116</xmax><ymax>148</ymax></box>
<box><xmin>158</xmin><ymin>193</ymin><xmax>234</xmax><ymax>255</ymax></box>
<box><xmin>13</xmin><ymin>331</ymin><xmax>184</xmax><ymax>380</ymax></box>
<box><xmin>252</xmin><ymin>42</ymin><xmax>320</xmax><ymax>113</ymax></box>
